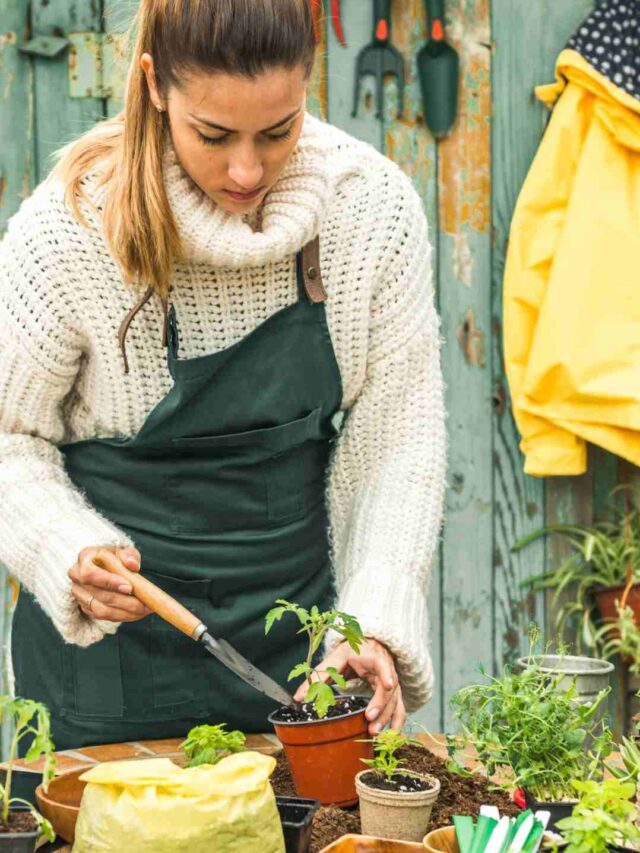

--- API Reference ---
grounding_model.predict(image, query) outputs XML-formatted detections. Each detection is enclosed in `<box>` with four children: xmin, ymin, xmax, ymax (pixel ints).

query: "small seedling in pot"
<box><xmin>360</xmin><ymin>729</ymin><xmax>424</xmax><ymax>785</ymax></box>
<box><xmin>181</xmin><ymin>723</ymin><xmax>246</xmax><ymax>768</ymax></box>
<box><xmin>265</xmin><ymin>600</ymin><xmax>364</xmax><ymax>719</ymax></box>
<box><xmin>0</xmin><ymin>696</ymin><xmax>56</xmax><ymax>842</ymax></box>
<box><xmin>555</xmin><ymin>778</ymin><xmax>640</xmax><ymax>853</ymax></box>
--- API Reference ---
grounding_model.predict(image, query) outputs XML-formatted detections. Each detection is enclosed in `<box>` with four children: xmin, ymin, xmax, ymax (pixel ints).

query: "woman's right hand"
<box><xmin>68</xmin><ymin>546</ymin><xmax>152</xmax><ymax>623</ymax></box>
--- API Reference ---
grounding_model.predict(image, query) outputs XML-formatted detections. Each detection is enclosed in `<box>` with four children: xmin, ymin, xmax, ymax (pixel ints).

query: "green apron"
<box><xmin>12</xmin><ymin>238</ymin><xmax>342</xmax><ymax>749</ymax></box>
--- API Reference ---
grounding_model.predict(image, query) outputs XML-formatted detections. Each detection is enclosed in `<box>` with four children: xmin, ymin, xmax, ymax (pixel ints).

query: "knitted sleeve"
<box><xmin>325</xmin><ymin>173</ymin><xmax>446</xmax><ymax>713</ymax></box>
<box><xmin>0</xmin><ymin>191</ymin><xmax>133</xmax><ymax>646</ymax></box>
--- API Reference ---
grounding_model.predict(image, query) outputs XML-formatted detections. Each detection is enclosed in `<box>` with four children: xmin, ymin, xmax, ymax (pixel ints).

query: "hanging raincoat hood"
<box><xmin>503</xmin><ymin>0</ymin><xmax>640</xmax><ymax>476</ymax></box>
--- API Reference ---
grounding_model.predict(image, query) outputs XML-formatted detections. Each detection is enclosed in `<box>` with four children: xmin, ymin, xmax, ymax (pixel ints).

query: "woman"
<box><xmin>0</xmin><ymin>0</ymin><xmax>445</xmax><ymax>749</ymax></box>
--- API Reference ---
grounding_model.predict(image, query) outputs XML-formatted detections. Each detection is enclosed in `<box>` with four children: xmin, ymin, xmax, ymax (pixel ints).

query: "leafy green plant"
<box><xmin>607</xmin><ymin>734</ymin><xmax>640</xmax><ymax>785</ymax></box>
<box><xmin>181</xmin><ymin>723</ymin><xmax>246</xmax><ymax>768</ymax></box>
<box><xmin>0</xmin><ymin>697</ymin><xmax>55</xmax><ymax>840</ymax></box>
<box><xmin>265</xmin><ymin>600</ymin><xmax>364</xmax><ymax>719</ymax></box>
<box><xmin>595</xmin><ymin>603</ymin><xmax>640</xmax><ymax>674</ymax></box>
<box><xmin>514</xmin><ymin>486</ymin><xmax>640</xmax><ymax>652</ymax></box>
<box><xmin>360</xmin><ymin>729</ymin><xmax>423</xmax><ymax>782</ymax></box>
<box><xmin>447</xmin><ymin>656</ymin><xmax>613</xmax><ymax>801</ymax></box>
<box><xmin>555</xmin><ymin>778</ymin><xmax>640</xmax><ymax>853</ymax></box>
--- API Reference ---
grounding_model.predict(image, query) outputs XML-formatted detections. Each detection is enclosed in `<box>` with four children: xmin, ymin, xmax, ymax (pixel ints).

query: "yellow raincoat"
<box><xmin>504</xmin><ymin>49</ymin><xmax>640</xmax><ymax>476</ymax></box>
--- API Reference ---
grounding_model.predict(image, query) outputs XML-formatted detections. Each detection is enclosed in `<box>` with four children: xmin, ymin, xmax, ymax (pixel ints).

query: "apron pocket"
<box><xmin>71</xmin><ymin>635</ymin><xmax>124</xmax><ymax>719</ymax></box>
<box><xmin>169</xmin><ymin>409</ymin><xmax>323</xmax><ymax>533</ymax></box>
<box><xmin>148</xmin><ymin>573</ymin><xmax>211</xmax><ymax>713</ymax></box>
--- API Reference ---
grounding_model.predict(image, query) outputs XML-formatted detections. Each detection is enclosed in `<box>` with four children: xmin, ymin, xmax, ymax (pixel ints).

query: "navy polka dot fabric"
<box><xmin>568</xmin><ymin>0</ymin><xmax>639</xmax><ymax>100</ymax></box>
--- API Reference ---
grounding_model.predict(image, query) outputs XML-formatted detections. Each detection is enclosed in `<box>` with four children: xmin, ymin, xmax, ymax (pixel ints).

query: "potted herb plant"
<box><xmin>354</xmin><ymin>729</ymin><xmax>440</xmax><ymax>843</ymax></box>
<box><xmin>0</xmin><ymin>697</ymin><xmax>56</xmax><ymax>851</ymax></box>
<box><xmin>448</xmin><ymin>652</ymin><xmax>613</xmax><ymax>832</ymax></box>
<box><xmin>555</xmin><ymin>778</ymin><xmax>640</xmax><ymax>852</ymax></box>
<box><xmin>265</xmin><ymin>600</ymin><xmax>372</xmax><ymax>807</ymax></box>
<box><xmin>181</xmin><ymin>723</ymin><xmax>246</xmax><ymax>767</ymax></box>
<box><xmin>514</xmin><ymin>486</ymin><xmax>640</xmax><ymax>656</ymax></box>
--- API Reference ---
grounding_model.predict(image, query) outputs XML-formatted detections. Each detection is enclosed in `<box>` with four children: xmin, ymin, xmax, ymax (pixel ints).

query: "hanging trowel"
<box><xmin>94</xmin><ymin>548</ymin><xmax>297</xmax><ymax>709</ymax></box>
<box><xmin>417</xmin><ymin>0</ymin><xmax>459</xmax><ymax>138</ymax></box>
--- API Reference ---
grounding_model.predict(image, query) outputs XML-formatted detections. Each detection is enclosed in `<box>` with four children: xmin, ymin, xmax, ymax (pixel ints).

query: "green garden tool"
<box><xmin>417</xmin><ymin>0</ymin><xmax>459</xmax><ymax>137</ymax></box>
<box><xmin>353</xmin><ymin>0</ymin><xmax>404</xmax><ymax>119</ymax></box>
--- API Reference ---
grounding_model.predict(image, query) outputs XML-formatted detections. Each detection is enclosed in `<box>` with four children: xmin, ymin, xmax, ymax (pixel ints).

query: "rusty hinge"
<box><xmin>68</xmin><ymin>32</ymin><xmax>127</xmax><ymax>100</ymax></box>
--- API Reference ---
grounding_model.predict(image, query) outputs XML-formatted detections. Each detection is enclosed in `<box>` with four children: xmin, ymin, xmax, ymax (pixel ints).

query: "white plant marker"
<box><xmin>484</xmin><ymin>815</ymin><xmax>511</xmax><ymax>853</ymax></box>
<box><xmin>510</xmin><ymin>814</ymin><xmax>535</xmax><ymax>852</ymax></box>
<box><xmin>481</xmin><ymin>805</ymin><xmax>501</xmax><ymax>823</ymax></box>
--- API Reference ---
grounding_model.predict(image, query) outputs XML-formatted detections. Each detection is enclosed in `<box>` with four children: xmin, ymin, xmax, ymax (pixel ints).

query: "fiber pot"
<box><xmin>276</xmin><ymin>796</ymin><xmax>320</xmax><ymax>853</ymax></box>
<box><xmin>356</xmin><ymin>770</ymin><xmax>440</xmax><ymax>843</ymax></box>
<box><xmin>423</xmin><ymin>825</ymin><xmax>459</xmax><ymax>853</ymax></box>
<box><xmin>268</xmin><ymin>698</ymin><xmax>373</xmax><ymax>807</ymax></box>
<box><xmin>524</xmin><ymin>789</ymin><xmax>578</xmax><ymax>833</ymax></box>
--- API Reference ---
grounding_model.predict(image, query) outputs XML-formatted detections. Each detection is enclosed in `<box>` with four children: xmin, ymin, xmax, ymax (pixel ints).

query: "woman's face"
<box><xmin>141</xmin><ymin>55</ymin><xmax>307</xmax><ymax>214</ymax></box>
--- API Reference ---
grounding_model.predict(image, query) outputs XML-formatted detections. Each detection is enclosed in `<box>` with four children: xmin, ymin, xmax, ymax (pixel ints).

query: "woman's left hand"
<box><xmin>293</xmin><ymin>638</ymin><xmax>405</xmax><ymax>735</ymax></box>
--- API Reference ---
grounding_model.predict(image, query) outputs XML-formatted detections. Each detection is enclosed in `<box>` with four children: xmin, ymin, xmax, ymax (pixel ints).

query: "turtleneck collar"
<box><xmin>162</xmin><ymin>112</ymin><xmax>334</xmax><ymax>269</ymax></box>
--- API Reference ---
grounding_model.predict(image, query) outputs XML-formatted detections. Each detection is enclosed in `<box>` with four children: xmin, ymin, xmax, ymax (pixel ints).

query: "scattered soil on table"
<box><xmin>0</xmin><ymin>811</ymin><xmax>38</xmax><ymax>834</ymax></box>
<box><xmin>272</xmin><ymin>744</ymin><xmax>521</xmax><ymax>852</ymax></box>
<box><xmin>359</xmin><ymin>770</ymin><xmax>434</xmax><ymax>793</ymax></box>
<box><xmin>272</xmin><ymin>695</ymin><xmax>367</xmax><ymax>724</ymax></box>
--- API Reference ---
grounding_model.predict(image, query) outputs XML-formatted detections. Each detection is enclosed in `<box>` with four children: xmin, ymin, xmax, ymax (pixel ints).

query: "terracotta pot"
<box><xmin>268</xmin><ymin>699</ymin><xmax>373</xmax><ymax>807</ymax></box>
<box><xmin>422</xmin><ymin>825</ymin><xmax>459</xmax><ymax>853</ymax></box>
<box><xmin>35</xmin><ymin>767</ymin><xmax>87</xmax><ymax>843</ymax></box>
<box><xmin>356</xmin><ymin>770</ymin><xmax>440</xmax><ymax>842</ymax></box>
<box><xmin>319</xmin><ymin>834</ymin><xmax>426</xmax><ymax>852</ymax></box>
<box><xmin>595</xmin><ymin>584</ymin><xmax>640</xmax><ymax>628</ymax></box>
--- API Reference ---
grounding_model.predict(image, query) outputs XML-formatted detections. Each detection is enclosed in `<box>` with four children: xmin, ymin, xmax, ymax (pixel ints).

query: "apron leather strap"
<box><xmin>118</xmin><ymin>285</ymin><xmax>155</xmax><ymax>374</ymax></box>
<box><xmin>301</xmin><ymin>236</ymin><xmax>327</xmax><ymax>303</ymax></box>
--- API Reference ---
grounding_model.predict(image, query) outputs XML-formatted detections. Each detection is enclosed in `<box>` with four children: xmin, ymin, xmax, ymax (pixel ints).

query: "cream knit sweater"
<box><xmin>0</xmin><ymin>113</ymin><xmax>445</xmax><ymax>712</ymax></box>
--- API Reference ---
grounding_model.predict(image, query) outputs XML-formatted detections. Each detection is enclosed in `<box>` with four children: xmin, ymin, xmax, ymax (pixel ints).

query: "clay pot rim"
<box><xmin>268</xmin><ymin>695</ymin><xmax>369</xmax><ymax>728</ymax></box>
<box><xmin>355</xmin><ymin>768</ymin><xmax>441</xmax><ymax>798</ymax></box>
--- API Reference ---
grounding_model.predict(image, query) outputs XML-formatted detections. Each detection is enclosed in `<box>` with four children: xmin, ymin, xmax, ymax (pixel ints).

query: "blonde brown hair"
<box><xmin>50</xmin><ymin>0</ymin><xmax>316</xmax><ymax>301</ymax></box>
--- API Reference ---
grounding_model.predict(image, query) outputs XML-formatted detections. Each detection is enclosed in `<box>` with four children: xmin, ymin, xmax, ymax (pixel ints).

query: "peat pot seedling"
<box><xmin>448</xmin><ymin>661</ymin><xmax>613</xmax><ymax>803</ymax></box>
<box><xmin>181</xmin><ymin>723</ymin><xmax>246</xmax><ymax>768</ymax></box>
<box><xmin>555</xmin><ymin>778</ymin><xmax>640</xmax><ymax>853</ymax></box>
<box><xmin>0</xmin><ymin>696</ymin><xmax>56</xmax><ymax>841</ymax></box>
<box><xmin>265</xmin><ymin>600</ymin><xmax>364</xmax><ymax>719</ymax></box>
<box><xmin>360</xmin><ymin>729</ymin><xmax>423</xmax><ymax>782</ymax></box>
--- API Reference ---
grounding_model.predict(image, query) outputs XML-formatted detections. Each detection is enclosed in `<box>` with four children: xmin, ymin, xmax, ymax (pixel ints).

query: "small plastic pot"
<box><xmin>268</xmin><ymin>698</ymin><xmax>373</xmax><ymax>807</ymax></box>
<box><xmin>524</xmin><ymin>790</ymin><xmax>577</xmax><ymax>833</ymax></box>
<box><xmin>356</xmin><ymin>770</ymin><xmax>440</xmax><ymax>843</ymax></box>
<box><xmin>276</xmin><ymin>796</ymin><xmax>320</xmax><ymax>853</ymax></box>
<box><xmin>0</xmin><ymin>811</ymin><xmax>39</xmax><ymax>853</ymax></box>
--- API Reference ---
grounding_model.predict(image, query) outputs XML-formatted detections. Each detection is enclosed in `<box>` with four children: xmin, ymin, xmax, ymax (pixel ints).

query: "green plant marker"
<box><xmin>469</xmin><ymin>815</ymin><xmax>498</xmax><ymax>853</ymax></box>
<box><xmin>497</xmin><ymin>818</ymin><xmax>519</xmax><ymax>853</ymax></box>
<box><xmin>521</xmin><ymin>820</ymin><xmax>545</xmax><ymax>853</ymax></box>
<box><xmin>453</xmin><ymin>815</ymin><xmax>475</xmax><ymax>853</ymax></box>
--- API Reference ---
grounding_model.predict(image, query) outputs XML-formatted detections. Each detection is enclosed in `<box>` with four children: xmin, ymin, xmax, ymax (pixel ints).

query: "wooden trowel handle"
<box><xmin>94</xmin><ymin>548</ymin><xmax>205</xmax><ymax>640</ymax></box>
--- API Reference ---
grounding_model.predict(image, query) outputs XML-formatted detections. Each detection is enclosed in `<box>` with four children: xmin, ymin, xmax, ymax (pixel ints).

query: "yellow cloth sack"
<box><xmin>72</xmin><ymin>752</ymin><xmax>285</xmax><ymax>853</ymax></box>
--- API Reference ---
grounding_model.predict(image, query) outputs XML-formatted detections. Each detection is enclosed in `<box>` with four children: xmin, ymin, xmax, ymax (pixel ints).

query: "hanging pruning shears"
<box><xmin>311</xmin><ymin>0</ymin><xmax>347</xmax><ymax>47</ymax></box>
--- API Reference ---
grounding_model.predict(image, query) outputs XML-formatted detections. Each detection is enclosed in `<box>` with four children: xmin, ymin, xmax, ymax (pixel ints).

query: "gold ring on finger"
<box><xmin>85</xmin><ymin>595</ymin><xmax>95</xmax><ymax>612</ymax></box>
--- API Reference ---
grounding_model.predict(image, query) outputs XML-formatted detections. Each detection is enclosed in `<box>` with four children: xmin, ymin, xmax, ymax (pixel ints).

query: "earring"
<box><xmin>156</xmin><ymin>104</ymin><xmax>165</xmax><ymax>113</ymax></box>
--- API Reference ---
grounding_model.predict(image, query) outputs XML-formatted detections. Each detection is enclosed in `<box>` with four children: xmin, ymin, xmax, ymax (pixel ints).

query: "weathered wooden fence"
<box><xmin>2</xmin><ymin>0</ymin><xmax>632</xmax><ymax>740</ymax></box>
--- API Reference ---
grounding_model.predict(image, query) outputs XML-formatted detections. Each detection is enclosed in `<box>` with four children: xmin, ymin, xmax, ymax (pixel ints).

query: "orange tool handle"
<box><xmin>94</xmin><ymin>548</ymin><xmax>205</xmax><ymax>639</ymax></box>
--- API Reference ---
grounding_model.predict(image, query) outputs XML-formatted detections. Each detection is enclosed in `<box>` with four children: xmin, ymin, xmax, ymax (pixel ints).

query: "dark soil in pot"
<box><xmin>272</xmin><ymin>696</ymin><xmax>366</xmax><ymax>724</ymax></box>
<box><xmin>0</xmin><ymin>814</ymin><xmax>37</xmax><ymax>835</ymax></box>
<box><xmin>358</xmin><ymin>770</ymin><xmax>433</xmax><ymax>793</ymax></box>
<box><xmin>271</xmin><ymin>743</ymin><xmax>521</xmax><ymax>852</ymax></box>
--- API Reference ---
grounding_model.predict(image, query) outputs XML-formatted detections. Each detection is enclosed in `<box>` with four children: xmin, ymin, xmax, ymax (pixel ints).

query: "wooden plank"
<box><xmin>379</xmin><ymin>0</ymin><xmax>441</xmax><ymax>731</ymax></box>
<box><xmin>491</xmin><ymin>0</ymin><xmax>594</xmax><ymax>673</ymax></box>
<box><xmin>103</xmin><ymin>0</ymin><xmax>139</xmax><ymax>119</ymax></box>
<box><xmin>437</xmin><ymin>0</ymin><xmax>493</xmax><ymax>731</ymax></box>
<box><xmin>31</xmin><ymin>0</ymin><xmax>103</xmax><ymax>183</ymax></box>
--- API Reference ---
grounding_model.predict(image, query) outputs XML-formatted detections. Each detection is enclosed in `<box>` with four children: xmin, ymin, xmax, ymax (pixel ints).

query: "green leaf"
<box><xmin>265</xmin><ymin>606</ymin><xmax>286</xmax><ymax>635</ymax></box>
<box><xmin>325</xmin><ymin>667</ymin><xmax>347</xmax><ymax>689</ymax></box>
<box><xmin>287</xmin><ymin>662</ymin><xmax>310</xmax><ymax>682</ymax></box>
<box><xmin>305</xmin><ymin>681</ymin><xmax>335</xmax><ymax>719</ymax></box>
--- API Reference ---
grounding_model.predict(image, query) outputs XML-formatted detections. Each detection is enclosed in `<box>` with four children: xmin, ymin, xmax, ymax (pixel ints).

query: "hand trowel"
<box><xmin>417</xmin><ymin>0</ymin><xmax>459</xmax><ymax>138</ymax></box>
<box><xmin>94</xmin><ymin>548</ymin><xmax>297</xmax><ymax>709</ymax></box>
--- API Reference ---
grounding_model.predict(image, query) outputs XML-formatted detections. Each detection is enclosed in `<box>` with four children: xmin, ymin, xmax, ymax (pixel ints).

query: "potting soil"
<box><xmin>272</xmin><ymin>695</ymin><xmax>367</xmax><ymax>723</ymax></box>
<box><xmin>358</xmin><ymin>770</ymin><xmax>432</xmax><ymax>793</ymax></box>
<box><xmin>0</xmin><ymin>812</ymin><xmax>38</xmax><ymax>834</ymax></box>
<box><xmin>272</xmin><ymin>744</ymin><xmax>521</xmax><ymax>852</ymax></box>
